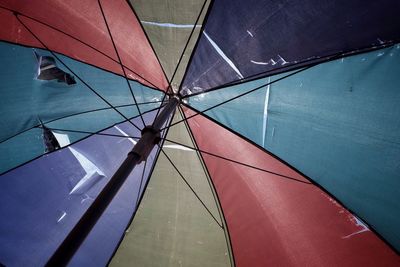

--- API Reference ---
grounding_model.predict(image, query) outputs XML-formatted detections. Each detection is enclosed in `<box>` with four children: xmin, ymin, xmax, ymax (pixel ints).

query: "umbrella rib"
<box><xmin>160</xmin><ymin>147</ymin><xmax>224</xmax><ymax>228</ymax></box>
<box><xmin>153</xmin><ymin>87</ymin><xmax>171</xmax><ymax>121</ymax></box>
<box><xmin>168</xmin><ymin>0</ymin><xmax>208</xmax><ymax>92</ymax></box>
<box><xmin>151</xmin><ymin>0</ymin><xmax>209</xmax><ymax>121</ymax></box>
<box><xmin>15</xmin><ymin>13</ymin><xmax>143</xmax><ymax>132</ymax></box>
<box><xmin>44</xmin><ymin>99</ymin><xmax>176</xmax><ymax>267</ymax></box>
<box><xmin>106</xmin><ymin>111</ymin><xmax>176</xmax><ymax>266</ymax></box>
<box><xmin>163</xmin><ymin>66</ymin><xmax>312</xmax><ymax>130</ymax></box>
<box><xmin>98</xmin><ymin>0</ymin><xmax>146</xmax><ymax>127</ymax></box>
<box><xmin>0</xmin><ymin>107</ymin><xmax>161</xmax><ymax>177</ymax></box>
<box><xmin>177</xmin><ymin>106</ymin><xmax>226</xmax><ymax>219</ymax></box>
<box><xmin>182</xmin><ymin>42</ymin><xmax>398</xmax><ymax>98</ymax></box>
<box><xmin>109</xmin><ymin>111</ymin><xmax>176</xmax><ymax>264</ymax></box>
<box><xmin>140</xmin><ymin>1</ymin><xmax>210</xmax><ymax>120</ymax></box>
<box><xmin>177</xmin><ymin>106</ymin><xmax>236</xmax><ymax>267</ymax></box>
<box><xmin>0</xmin><ymin>98</ymin><xmax>164</xmax><ymax>176</ymax></box>
<box><xmin>163</xmin><ymin>137</ymin><xmax>311</xmax><ymax>185</ymax></box>
<box><xmin>39</xmin><ymin>127</ymin><xmax>141</xmax><ymax>140</ymax></box>
<box><xmin>177</xmin><ymin>0</ymin><xmax>216</xmax><ymax>95</ymax></box>
<box><xmin>125</xmin><ymin>0</ymin><xmax>170</xmax><ymax>90</ymax></box>
<box><xmin>38</xmin><ymin>125</ymin><xmax>310</xmax><ymax>185</ymax></box>
<box><xmin>0</xmin><ymin>103</ymin><xmax>162</xmax><ymax>145</ymax></box>
<box><xmin>0</xmin><ymin>5</ymin><xmax>161</xmax><ymax>90</ymax></box>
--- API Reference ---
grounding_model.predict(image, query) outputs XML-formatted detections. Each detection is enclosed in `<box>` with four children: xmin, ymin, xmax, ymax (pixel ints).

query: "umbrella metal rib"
<box><xmin>182</xmin><ymin>42</ymin><xmax>398</xmax><ymax>99</ymax></box>
<box><xmin>153</xmin><ymin>0</ymin><xmax>208</xmax><ymax>121</ymax></box>
<box><xmin>0</xmin><ymin>101</ymin><xmax>162</xmax><ymax>145</ymax></box>
<box><xmin>0</xmin><ymin>5</ymin><xmax>161</xmax><ymax>90</ymax></box>
<box><xmin>160</xmin><ymin>147</ymin><xmax>224</xmax><ymax>228</ymax></box>
<box><xmin>171</xmin><ymin>0</ymin><xmax>208</xmax><ymax>93</ymax></box>
<box><xmin>40</xmin><ymin>125</ymin><xmax>308</xmax><ymax>185</ymax></box>
<box><xmin>177</xmin><ymin>105</ymin><xmax>236</xmax><ymax>267</ymax></box>
<box><xmin>164</xmin><ymin>66</ymin><xmax>312</xmax><ymax>131</ymax></box>
<box><xmin>45</xmin><ymin>96</ymin><xmax>179</xmax><ymax>266</ymax></box>
<box><xmin>98</xmin><ymin>0</ymin><xmax>146</xmax><ymax>127</ymax></box>
<box><xmin>163</xmin><ymin>137</ymin><xmax>311</xmax><ymax>185</ymax></box>
<box><xmin>15</xmin><ymin>13</ymin><xmax>144</xmax><ymax>132</ymax></box>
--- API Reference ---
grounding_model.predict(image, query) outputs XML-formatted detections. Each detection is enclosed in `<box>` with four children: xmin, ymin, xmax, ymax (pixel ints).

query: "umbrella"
<box><xmin>0</xmin><ymin>0</ymin><xmax>399</xmax><ymax>266</ymax></box>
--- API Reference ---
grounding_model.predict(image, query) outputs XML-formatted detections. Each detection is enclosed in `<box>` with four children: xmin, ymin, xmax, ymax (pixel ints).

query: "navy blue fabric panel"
<box><xmin>0</xmin><ymin>42</ymin><xmax>163</xmax><ymax>174</ymax></box>
<box><xmin>182</xmin><ymin>0</ymin><xmax>400</xmax><ymax>93</ymax></box>
<box><xmin>69</xmin><ymin>112</ymin><xmax>171</xmax><ymax>267</ymax></box>
<box><xmin>0</xmin><ymin>110</ymin><xmax>166</xmax><ymax>266</ymax></box>
<box><xmin>180</xmin><ymin>31</ymin><xmax>239</xmax><ymax>96</ymax></box>
<box><xmin>187</xmin><ymin>45</ymin><xmax>400</xmax><ymax>251</ymax></box>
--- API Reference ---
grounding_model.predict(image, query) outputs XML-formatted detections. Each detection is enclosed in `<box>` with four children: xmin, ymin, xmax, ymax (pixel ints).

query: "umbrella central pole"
<box><xmin>46</xmin><ymin>96</ymin><xmax>179</xmax><ymax>267</ymax></box>
<box><xmin>132</xmin><ymin>95</ymin><xmax>179</xmax><ymax>162</ymax></box>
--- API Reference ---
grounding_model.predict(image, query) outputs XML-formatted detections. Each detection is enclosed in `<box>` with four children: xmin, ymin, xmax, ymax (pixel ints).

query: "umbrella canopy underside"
<box><xmin>0</xmin><ymin>0</ymin><xmax>399</xmax><ymax>266</ymax></box>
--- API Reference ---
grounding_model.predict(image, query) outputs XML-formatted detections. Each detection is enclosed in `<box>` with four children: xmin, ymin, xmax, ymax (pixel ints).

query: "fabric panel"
<box><xmin>0</xmin><ymin>42</ymin><xmax>162</xmax><ymax>174</ymax></box>
<box><xmin>110</xmin><ymin>110</ymin><xmax>230</xmax><ymax>267</ymax></box>
<box><xmin>0</xmin><ymin>0</ymin><xmax>168</xmax><ymax>89</ymax></box>
<box><xmin>69</xmin><ymin>110</ymin><xmax>172</xmax><ymax>267</ymax></box>
<box><xmin>181</xmin><ymin>0</ymin><xmax>400</xmax><ymax>93</ymax></box>
<box><xmin>184</xmin><ymin>107</ymin><xmax>400</xmax><ymax>267</ymax></box>
<box><xmin>130</xmin><ymin>0</ymin><xmax>209</xmax><ymax>91</ymax></box>
<box><xmin>0</xmin><ymin>111</ymin><xmax>158</xmax><ymax>266</ymax></box>
<box><xmin>186</xmin><ymin>45</ymin><xmax>400</xmax><ymax>251</ymax></box>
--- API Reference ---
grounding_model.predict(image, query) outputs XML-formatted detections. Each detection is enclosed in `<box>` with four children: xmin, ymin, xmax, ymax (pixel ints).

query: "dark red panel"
<box><xmin>0</xmin><ymin>8</ymin><xmax>41</xmax><ymax>47</ymax></box>
<box><xmin>0</xmin><ymin>0</ymin><xmax>168</xmax><ymax>90</ymax></box>
<box><xmin>184</xmin><ymin>108</ymin><xmax>399</xmax><ymax>267</ymax></box>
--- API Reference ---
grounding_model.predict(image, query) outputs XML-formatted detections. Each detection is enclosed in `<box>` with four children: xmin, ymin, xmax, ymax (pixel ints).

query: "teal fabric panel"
<box><xmin>187</xmin><ymin>45</ymin><xmax>400</xmax><ymax>251</ymax></box>
<box><xmin>0</xmin><ymin>42</ymin><xmax>163</xmax><ymax>173</ymax></box>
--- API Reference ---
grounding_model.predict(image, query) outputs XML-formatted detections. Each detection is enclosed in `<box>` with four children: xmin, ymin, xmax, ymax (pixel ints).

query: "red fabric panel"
<box><xmin>0</xmin><ymin>0</ymin><xmax>168</xmax><ymax>90</ymax></box>
<box><xmin>0</xmin><ymin>8</ymin><xmax>41</xmax><ymax>47</ymax></box>
<box><xmin>184</xmin><ymin>107</ymin><xmax>400</xmax><ymax>267</ymax></box>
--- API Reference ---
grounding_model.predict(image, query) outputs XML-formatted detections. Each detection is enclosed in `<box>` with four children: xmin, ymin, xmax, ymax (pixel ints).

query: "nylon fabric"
<box><xmin>0</xmin><ymin>111</ymin><xmax>161</xmax><ymax>266</ymax></box>
<box><xmin>186</xmin><ymin>45</ymin><xmax>400</xmax><ymax>251</ymax></box>
<box><xmin>110</xmin><ymin>110</ymin><xmax>230</xmax><ymax>267</ymax></box>
<box><xmin>0</xmin><ymin>0</ymin><xmax>168</xmax><ymax>89</ymax></box>
<box><xmin>0</xmin><ymin>0</ymin><xmax>399</xmax><ymax>265</ymax></box>
<box><xmin>184</xmin><ymin>107</ymin><xmax>400</xmax><ymax>267</ymax></box>
<box><xmin>69</xmin><ymin>109</ymin><xmax>172</xmax><ymax>267</ymax></box>
<box><xmin>181</xmin><ymin>0</ymin><xmax>400</xmax><ymax>94</ymax></box>
<box><xmin>130</xmin><ymin>0</ymin><xmax>209</xmax><ymax>91</ymax></box>
<box><xmin>0</xmin><ymin>42</ymin><xmax>163</xmax><ymax>174</ymax></box>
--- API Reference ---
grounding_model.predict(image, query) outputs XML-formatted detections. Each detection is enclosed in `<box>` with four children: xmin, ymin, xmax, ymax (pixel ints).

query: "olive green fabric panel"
<box><xmin>110</xmin><ymin>111</ymin><xmax>230</xmax><ymax>267</ymax></box>
<box><xmin>130</xmin><ymin>0</ymin><xmax>210</xmax><ymax>91</ymax></box>
<box><xmin>161</xmin><ymin>111</ymin><xmax>221</xmax><ymax>222</ymax></box>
